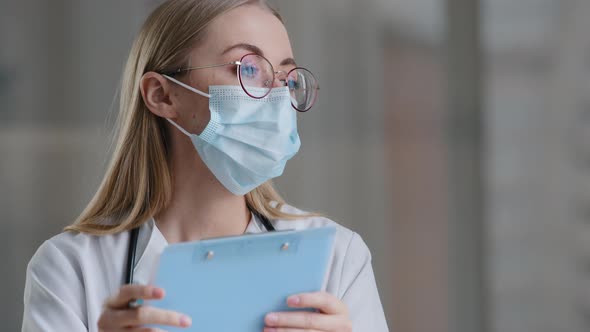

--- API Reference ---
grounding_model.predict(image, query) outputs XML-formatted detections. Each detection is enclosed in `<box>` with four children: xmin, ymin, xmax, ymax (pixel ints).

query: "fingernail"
<box><xmin>266</xmin><ymin>313</ymin><xmax>279</xmax><ymax>324</ymax></box>
<box><xmin>152</xmin><ymin>287</ymin><xmax>164</xmax><ymax>298</ymax></box>
<box><xmin>287</xmin><ymin>295</ymin><xmax>300</xmax><ymax>306</ymax></box>
<box><xmin>180</xmin><ymin>315</ymin><xmax>192</xmax><ymax>327</ymax></box>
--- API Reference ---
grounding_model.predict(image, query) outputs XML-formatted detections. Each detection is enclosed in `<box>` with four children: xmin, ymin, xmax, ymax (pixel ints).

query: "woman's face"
<box><xmin>173</xmin><ymin>4</ymin><xmax>296</xmax><ymax>135</ymax></box>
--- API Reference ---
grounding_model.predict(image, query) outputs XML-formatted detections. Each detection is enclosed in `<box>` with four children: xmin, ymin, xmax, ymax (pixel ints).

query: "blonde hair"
<box><xmin>66</xmin><ymin>0</ymin><xmax>313</xmax><ymax>235</ymax></box>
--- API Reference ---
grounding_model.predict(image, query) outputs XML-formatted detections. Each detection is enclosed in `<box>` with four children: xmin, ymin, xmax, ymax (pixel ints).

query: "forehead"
<box><xmin>194</xmin><ymin>5</ymin><xmax>293</xmax><ymax>64</ymax></box>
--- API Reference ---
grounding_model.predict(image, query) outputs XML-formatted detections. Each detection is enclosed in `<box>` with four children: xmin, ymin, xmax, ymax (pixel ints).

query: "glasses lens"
<box><xmin>238</xmin><ymin>54</ymin><xmax>274</xmax><ymax>98</ymax></box>
<box><xmin>287</xmin><ymin>68</ymin><xmax>319</xmax><ymax>111</ymax></box>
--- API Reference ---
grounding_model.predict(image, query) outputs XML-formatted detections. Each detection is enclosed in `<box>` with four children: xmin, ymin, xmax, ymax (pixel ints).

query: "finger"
<box><xmin>102</xmin><ymin>328</ymin><xmax>167</xmax><ymax>332</ymax></box>
<box><xmin>264</xmin><ymin>311</ymin><xmax>341</xmax><ymax>330</ymax></box>
<box><xmin>263</xmin><ymin>328</ymin><xmax>322</xmax><ymax>332</ymax></box>
<box><xmin>98</xmin><ymin>306</ymin><xmax>191</xmax><ymax>329</ymax></box>
<box><xmin>104</xmin><ymin>285</ymin><xmax>164</xmax><ymax>309</ymax></box>
<box><xmin>117</xmin><ymin>306</ymin><xmax>191</xmax><ymax>328</ymax></box>
<box><xmin>286</xmin><ymin>292</ymin><xmax>347</xmax><ymax>315</ymax></box>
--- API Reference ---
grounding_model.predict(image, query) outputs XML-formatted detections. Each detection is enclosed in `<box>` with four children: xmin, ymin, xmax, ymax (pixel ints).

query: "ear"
<box><xmin>140</xmin><ymin>72</ymin><xmax>177</xmax><ymax>119</ymax></box>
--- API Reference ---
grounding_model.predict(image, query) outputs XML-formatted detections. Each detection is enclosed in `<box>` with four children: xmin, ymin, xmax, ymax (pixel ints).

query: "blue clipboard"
<box><xmin>149</xmin><ymin>226</ymin><xmax>336</xmax><ymax>331</ymax></box>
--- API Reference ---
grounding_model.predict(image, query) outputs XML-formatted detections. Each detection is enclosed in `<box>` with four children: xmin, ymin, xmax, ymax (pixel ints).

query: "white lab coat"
<box><xmin>22</xmin><ymin>204</ymin><xmax>390</xmax><ymax>331</ymax></box>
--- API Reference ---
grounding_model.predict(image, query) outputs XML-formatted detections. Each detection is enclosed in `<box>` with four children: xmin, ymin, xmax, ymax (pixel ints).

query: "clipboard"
<box><xmin>149</xmin><ymin>226</ymin><xmax>336</xmax><ymax>331</ymax></box>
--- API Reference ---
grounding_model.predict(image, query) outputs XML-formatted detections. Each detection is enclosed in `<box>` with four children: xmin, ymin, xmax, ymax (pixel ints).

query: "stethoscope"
<box><xmin>124</xmin><ymin>204</ymin><xmax>276</xmax><ymax>286</ymax></box>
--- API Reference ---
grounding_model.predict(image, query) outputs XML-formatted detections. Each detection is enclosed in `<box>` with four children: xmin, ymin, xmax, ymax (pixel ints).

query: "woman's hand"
<box><xmin>264</xmin><ymin>292</ymin><xmax>352</xmax><ymax>332</ymax></box>
<box><xmin>98</xmin><ymin>284</ymin><xmax>192</xmax><ymax>331</ymax></box>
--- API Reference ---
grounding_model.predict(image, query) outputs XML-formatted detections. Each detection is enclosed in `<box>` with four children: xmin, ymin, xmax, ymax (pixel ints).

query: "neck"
<box><xmin>154</xmin><ymin>130</ymin><xmax>251</xmax><ymax>244</ymax></box>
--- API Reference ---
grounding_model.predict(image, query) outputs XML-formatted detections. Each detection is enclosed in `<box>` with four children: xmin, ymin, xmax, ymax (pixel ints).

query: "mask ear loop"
<box><xmin>162</xmin><ymin>74</ymin><xmax>212</xmax><ymax>137</ymax></box>
<box><xmin>165</xmin><ymin>118</ymin><xmax>192</xmax><ymax>137</ymax></box>
<box><xmin>163</xmin><ymin>74</ymin><xmax>211</xmax><ymax>98</ymax></box>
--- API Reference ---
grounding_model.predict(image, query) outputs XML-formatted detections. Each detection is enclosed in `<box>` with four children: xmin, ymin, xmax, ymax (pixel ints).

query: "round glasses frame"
<box><xmin>162</xmin><ymin>53</ymin><xmax>320</xmax><ymax>112</ymax></box>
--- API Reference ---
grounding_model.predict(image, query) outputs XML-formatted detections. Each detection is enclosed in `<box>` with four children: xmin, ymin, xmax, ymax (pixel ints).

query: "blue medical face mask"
<box><xmin>163</xmin><ymin>75</ymin><xmax>301</xmax><ymax>195</ymax></box>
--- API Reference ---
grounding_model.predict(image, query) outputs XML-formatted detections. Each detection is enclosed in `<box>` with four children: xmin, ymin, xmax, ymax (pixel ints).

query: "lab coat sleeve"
<box><xmin>22</xmin><ymin>240</ymin><xmax>88</xmax><ymax>331</ymax></box>
<box><xmin>339</xmin><ymin>232</ymin><xmax>390</xmax><ymax>332</ymax></box>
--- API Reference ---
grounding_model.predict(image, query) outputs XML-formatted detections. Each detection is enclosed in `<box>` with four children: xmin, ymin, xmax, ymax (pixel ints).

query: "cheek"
<box><xmin>210</xmin><ymin>66</ymin><xmax>238</xmax><ymax>86</ymax></box>
<box><xmin>176</xmin><ymin>92</ymin><xmax>210</xmax><ymax>136</ymax></box>
<box><xmin>192</xmin><ymin>97</ymin><xmax>211</xmax><ymax>135</ymax></box>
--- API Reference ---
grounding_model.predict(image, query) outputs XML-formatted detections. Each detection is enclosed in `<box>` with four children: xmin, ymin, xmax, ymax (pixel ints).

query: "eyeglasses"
<box><xmin>163</xmin><ymin>53</ymin><xmax>320</xmax><ymax>112</ymax></box>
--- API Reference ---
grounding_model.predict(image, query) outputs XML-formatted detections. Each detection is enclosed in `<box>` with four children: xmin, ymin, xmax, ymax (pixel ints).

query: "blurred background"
<box><xmin>2</xmin><ymin>0</ymin><xmax>589</xmax><ymax>331</ymax></box>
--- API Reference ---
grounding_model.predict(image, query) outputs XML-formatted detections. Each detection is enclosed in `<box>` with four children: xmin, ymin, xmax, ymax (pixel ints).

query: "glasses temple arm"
<box><xmin>178</xmin><ymin>61</ymin><xmax>241</xmax><ymax>72</ymax></box>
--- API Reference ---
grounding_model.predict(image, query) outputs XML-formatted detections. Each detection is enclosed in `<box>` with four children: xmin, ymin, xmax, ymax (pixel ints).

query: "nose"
<box><xmin>272</xmin><ymin>70</ymin><xmax>288</xmax><ymax>88</ymax></box>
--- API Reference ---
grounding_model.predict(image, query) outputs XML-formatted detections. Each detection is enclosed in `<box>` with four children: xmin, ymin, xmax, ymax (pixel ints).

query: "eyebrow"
<box><xmin>221</xmin><ymin>43</ymin><xmax>298</xmax><ymax>67</ymax></box>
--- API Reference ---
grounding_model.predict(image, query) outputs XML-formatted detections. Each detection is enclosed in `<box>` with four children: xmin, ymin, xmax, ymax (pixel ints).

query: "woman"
<box><xmin>22</xmin><ymin>0</ymin><xmax>389</xmax><ymax>331</ymax></box>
